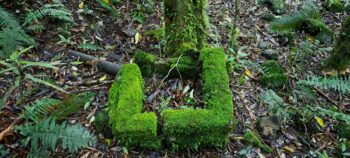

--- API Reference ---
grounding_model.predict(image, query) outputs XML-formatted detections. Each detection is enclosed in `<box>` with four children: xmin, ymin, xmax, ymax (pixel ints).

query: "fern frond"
<box><xmin>270</xmin><ymin>3</ymin><xmax>320</xmax><ymax>33</ymax></box>
<box><xmin>24</xmin><ymin>2</ymin><xmax>73</xmax><ymax>25</ymax></box>
<box><xmin>0</xmin><ymin>6</ymin><xmax>20</xmax><ymax>28</ymax></box>
<box><xmin>16</xmin><ymin>117</ymin><xmax>96</xmax><ymax>153</ymax></box>
<box><xmin>260</xmin><ymin>90</ymin><xmax>294</xmax><ymax>122</ymax></box>
<box><xmin>298</xmin><ymin>76</ymin><xmax>350</xmax><ymax>94</ymax></box>
<box><xmin>26</xmin><ymin>24</ymin><xmax>45</xmax><ymax>32</ymax></box>
<box><xmin>0</xmin><ymin>144</ymin><xmax>9</xmax><ymax>158</ymax></box>
<box><xmin>0</xmin><ymin>27</ymin><xmax>35</xmax><ymax>59</ymax></box>
<box><xmin>78</xmin><ymin>43</ymin><xmax>104</xmax><ymax>51</ymax></box>
<box><xmin>23</xmin><ymin>98</ymin><xmax>61</xmax><ymax>122</ymax></box>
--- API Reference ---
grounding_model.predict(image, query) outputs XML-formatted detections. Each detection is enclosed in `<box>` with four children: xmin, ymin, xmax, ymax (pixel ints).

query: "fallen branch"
<box><xmin>0</xmin><ymin>116</ymin><xmax>22</xmax><ymax>141</ymax></box>
<box><xmin>68</xmin><ymin>50</ymin><xmax>122</xmax><ymax>75</ymax></box>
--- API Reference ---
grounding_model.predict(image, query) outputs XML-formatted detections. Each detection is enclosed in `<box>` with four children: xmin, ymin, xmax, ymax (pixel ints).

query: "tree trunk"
<box><xmin>326</xmin><ymin>15</ymin><xmax>350</xmax><ymax>71</ymax></box>
<box><xmin>164</xmin><ymin>0</ymin><xmax>208</xmax><ymax>57</ymax></box>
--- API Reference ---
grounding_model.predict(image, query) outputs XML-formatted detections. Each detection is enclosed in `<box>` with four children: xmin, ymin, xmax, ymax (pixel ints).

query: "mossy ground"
<box><xmin>261</xmin><ymin>60</ymin><xmax>288</xmax><ymax>88</ymax></box>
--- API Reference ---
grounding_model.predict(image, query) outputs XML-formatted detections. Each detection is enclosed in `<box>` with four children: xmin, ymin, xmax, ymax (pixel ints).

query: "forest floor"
<box><xmin>0</xmin><ymin>0</ymin><xmax>349</xmax><ymax>157</ymax></box>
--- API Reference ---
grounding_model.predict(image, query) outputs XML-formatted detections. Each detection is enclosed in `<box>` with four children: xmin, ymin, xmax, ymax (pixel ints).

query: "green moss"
<box><xmin>162</xmin><ymin>47</ymin><xmax>236</xmax><ymax>150</ymax></box>
<box><xmin>108</xmin><ymin>64</ymin><xmax>160</xmax><ymax>149</ymax></box>
<box><xmin>261</xmin><ymin>60</ymin><xmax>288</xmax><ymax>88</ymax></box>
<box><xmin>133</xmin><ymin>51</ymin><xmax>157</xmax><ymax>76</ymax></box>
<box><xmin>324</xmin><ymin>0</ymin><xmax>344</xmax><ymax>12</ymax></box>
<box><xmin>52</xmin><ymin>92</ymin><xmax>95</xmax><ymax>120</ymax></box>
<box><xmin>243</xmin><ymin>130</ymin><xmax>273</xmax><ymax>153</ymax></box>
<box><xmin>326</xmin><ymin>15</ymin><xmax>350</xmax><ymax>71</ymax></box>
<box><xmin>133</xmin><ymin>51</ymin><xmax>199</xmax><ymax>78</ymax></box>
<box><xmin>164</xmin><ymin>0</ymin><xmax>209</xmax><ymax>56</ymax></box>
<box><xmin>145</xmin><ymin>28</ymin><xmax>165</xmax><ymax>41</ymax></box>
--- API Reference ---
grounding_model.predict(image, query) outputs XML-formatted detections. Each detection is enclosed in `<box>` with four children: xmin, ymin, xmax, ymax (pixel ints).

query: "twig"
<box><xmin>0</xmin><ymin>116</ymin><xmax>22</xmax><ymax>141</ymax></box>
<box><xmin>156</xmin><ymin>54</ymin><xmax>183</xmax><ymax>90</ymax></box>
<box><xmin>313</xmin><ymin>87</ymin><xmax>338</xmax><ymax>106</ymax></box>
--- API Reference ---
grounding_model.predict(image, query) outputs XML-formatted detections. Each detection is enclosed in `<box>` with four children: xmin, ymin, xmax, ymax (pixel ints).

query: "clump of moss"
<box><xmin>325</xmin><ymin>15</ymin><xmax>350</xmax><ymax>71</ymax></box>
<box><xmin>52</xmin><ymin>92</ymin><xmax>95</xmax><ymax>120</ymax></box>
<box><xmin>94</xmin><ymin>110</ymin><xmax>113</xmax><ymax>138</ymax></box>
<box><xmin>108</xmin><ymin>64</ymin><xmax>160</xmax><ymax>149</ymax></box>
<box><xmin>259</xmin><ymin>0</ymin><xmax>287</xmax><ymax>15</ymax></box>
<box><xmin>145</xmin><ymin>27</ymin><xmax>165</xmax><ymax>41</ymax></box>
<box><xmin>243</xmin><ymin>130</ymin><xmax>273</xmax><ymax>153</ymax></box>
<box><xmin>261</xmin><ymin>60</ymin><xmax>288</xmax><ymax>88</ymax></box>
<box><xmin>162</xmin><ymin>47</ymin><xmax>236</xmax><ymax>150</ymax></box>
<box><xmin>324</xmin><ymin>0</ymin><xmax>344</xmax><ymax>12</ymax></box>
<box><xmin>133</xmin><ymin>51</ymin><xmax>199</xmax><ymax>78</ymax></box>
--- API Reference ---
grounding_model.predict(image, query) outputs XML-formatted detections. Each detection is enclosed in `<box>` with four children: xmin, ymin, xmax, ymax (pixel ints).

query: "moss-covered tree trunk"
<box><xmin>164</xmin><ymin>0</ymin><xmax>208</xmax><ymax>57</ymax></box>
<box><xmin>326</xmin><ymin>15</ymin><xmax>350</xmax><ymax>70</ymax></box>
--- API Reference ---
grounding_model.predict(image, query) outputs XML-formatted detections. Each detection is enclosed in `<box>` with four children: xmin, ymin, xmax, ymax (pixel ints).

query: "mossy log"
<box><xmin>133</xmin><ymin>51</ymin><xmax>199</xmax><ymax>78</ymax></box>
<box><xmin>243</xmin><ymin>130</ymin><xmax>273</xmax><ymax>153</ymax></box>
<box><xmin>326</xmin><ymin>15</ymin><xmax>350</xmax><ymax>70</ymax></box>
<box><xmin>164</xmin><ymin>0</ymin><xmax>208</xmax><ymax>57</ymax></box>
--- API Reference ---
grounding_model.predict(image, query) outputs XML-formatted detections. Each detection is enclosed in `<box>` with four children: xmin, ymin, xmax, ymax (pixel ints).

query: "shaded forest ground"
<box><xmin>0</xmin><ymin>0</ymin><xmax>349</xmax><ymax>157</ymax></box>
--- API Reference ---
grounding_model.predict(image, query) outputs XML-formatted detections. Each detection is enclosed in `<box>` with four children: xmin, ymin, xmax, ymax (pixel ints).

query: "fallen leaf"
<box><xmin>315</xmin><ymin>116</ymin><xmax>325</xmax><ymax>128</ymax></box>
<box><xmin>79</xmin><ymin>1</ymin><xmax>84</xmax><ymax>9</ymax></box>
<box><xmin>135</xmin><ymin>32</ymin><xmax>142</xmax><ymax>44</ymax></box>
<box><xmin>283</xmin><ymin>145</ymin><xmax>295</xmax><ymax>153</ymax></box>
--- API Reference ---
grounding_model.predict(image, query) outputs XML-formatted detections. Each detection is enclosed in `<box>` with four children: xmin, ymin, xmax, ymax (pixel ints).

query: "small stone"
<box><xmin>261</xmin><ymin>49</ymin><xmax>278</xmax><ymax>60</ymax></box>
<box><xmin>258</xmin><ymin>41</ymin><xmax>270</xmax><ymax>49</ymax></box>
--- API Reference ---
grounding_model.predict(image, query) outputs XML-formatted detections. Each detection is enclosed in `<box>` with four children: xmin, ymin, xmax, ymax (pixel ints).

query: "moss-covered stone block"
<box><xmin>261</xmin><ymin>60</ymin><xmax>288</xmax><ymax>88</ymax></box>
<box><xmin>324</xmin><ymin>0</ymin><xmax>344</xmax><ymax>12</ymax></box>
<box><xmin>108</xmin><ymin>64</ymin><xmax>160</xmax><ymax>149</ymax></box>
<box><xmin>162</xmin><ymin>48</ymin><xmax>236</xmax><ymax>150</ymax></box>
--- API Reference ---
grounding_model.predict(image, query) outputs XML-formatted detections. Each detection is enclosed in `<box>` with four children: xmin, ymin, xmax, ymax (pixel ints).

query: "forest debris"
<box><xmin>68</xmin><ymin>50</ymin><xmax>122</xmax><ymax>75</ymax></box>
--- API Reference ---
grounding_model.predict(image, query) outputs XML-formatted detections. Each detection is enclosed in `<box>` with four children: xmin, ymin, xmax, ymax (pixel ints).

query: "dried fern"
<box><xmin>298</xmin><ymin>76</ymin><xmax>350</xmax><ymax>94</ymax></box>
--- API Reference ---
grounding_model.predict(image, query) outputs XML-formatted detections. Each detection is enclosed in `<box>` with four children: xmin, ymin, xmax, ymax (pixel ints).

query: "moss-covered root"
<box><xmin>164</xmin><ymin>0</ymin><xmax>209</xmax><ymax>56</ymax></box>
<box><xmin>243</xmin><ymin>130</ymin><xmax>273</xmax><ymax>153</ymax></box>
<box><xmin>261</xmin><ymin>60</ymin><xmax>288</xmax><ymax>88</ymax></box>
<box><xmin>260</xmin><ymin>0</ymin><xmax>287</xmax><ymax>15</ymax></box>
<box><xmin>325</xmin><ymin>15</ymin><xmax>350</xmax><ymax>71</ymax></box>
<box><xmin>108</xmin><ymin>64</ymin><xmax>160</xmax><ymax>149</ymax></box>
<box><xmin>133</xmin><ymin>51</ymin><xmax>200</xmax><ymax>78</ymax></box>
<box><xmin>162</xmin><ymin>47</ymin><xmax>236</xmax><ymax>150</ymax></box>
<box><xmin>324</xmin><ymin>0</ymin><xmax>344</xmax><ymax>12</ymax></box>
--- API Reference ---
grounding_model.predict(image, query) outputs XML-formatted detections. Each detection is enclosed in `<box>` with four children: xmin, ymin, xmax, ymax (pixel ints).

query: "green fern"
<box><xmin>96</xmin><ymin>0</ymin><xmax>120</xmax><ymax>17</ymax></box>
<box><xmin>24</xmin><ymin>2</ymin><xmax>73</xmax><ymax>26</ymax></box>
<box><xmin>270</xmin><ymin>2</ymin><xmax>332</xmax><ymax>38</ymax></box>
<box><xmin>78</xmin><ymin>43</ymin><xmax>104</xmax><ymax>51</ymax></box>
<box><xmin>260</xmin><ymin>90</ymin><xmax>295</xmax><ymax>122</ymax></box>
<box><xmin>23</xmin><ymin>98</ymin><xmax>61</xmax><ymax>122</ymax></box>
<box><xmin>16</xmin><ymin>117</ymin><xmax>96</xmax><ymax>154</ymax></box>
<box><xmin>0</xmin><ymin>6</ymin><xmax>20</xmax><ymax>28</ymax></box>
<box><xmin>298</xmin><ymin>76</ymin><xmax>350</xmax><ymax>94</ymax></box>
<box><xmin>0</xmin><ymin>27</ymin><xmax>35</xmax><ymax>59</ymax></box>
<box><xmin>0</xmin><ymin>144</ymin><xmax>9</xmax><ymax>158</ymax></box>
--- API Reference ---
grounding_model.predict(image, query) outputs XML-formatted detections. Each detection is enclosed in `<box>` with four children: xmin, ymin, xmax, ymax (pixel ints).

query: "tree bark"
<box><xmin>326</xmin><ymin>15</ymin><xmax>350</xmax><ymax>71</ymax></box>
<box><xmin>164</xmin><ymin>0</ymin><xmax>208</xmax><ymax>57</ymax></box>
